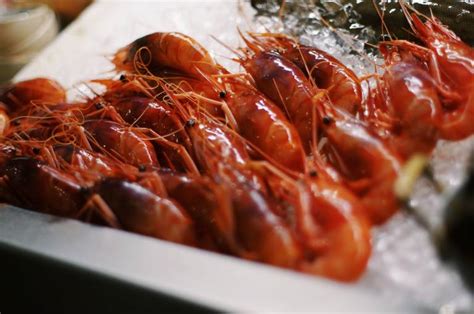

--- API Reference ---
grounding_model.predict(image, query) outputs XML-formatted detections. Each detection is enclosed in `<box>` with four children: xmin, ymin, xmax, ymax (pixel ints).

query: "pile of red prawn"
<box><xmin>0</xmin><ymin>8</ymin><xmax>472</xmax><ymax>282</ymax></box>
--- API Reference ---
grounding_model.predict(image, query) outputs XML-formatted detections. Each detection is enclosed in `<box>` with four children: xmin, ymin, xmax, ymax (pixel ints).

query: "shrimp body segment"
<box><xmin>159</xmin><ymin>171</ymin><xmax>237</xmax><ymax>251</ymax></box>
<box><xmin>95</xmin><ymin>179</ymin><xmax>196</xmax><ymax>245</ymax></box>
<box><xmin>83</xmin><ymin>120</ymin><xmax>158</xmax><ymax>167</ymax></box>
<box><xmin>1</xmin><ymin>157</ymin><xmax>86</xmax><ymax>217</ymax></box>
<box><xmin>112</xmin><ymin>97</ymin><xmax>191</xmax><ymax>148</ymax></box>
<box><xmin>271</xmin><ymin>35</ymin><xmax>362</xmax><ymax>115</ymax></box>
<box><xmin>231</xmin><ymin>185</ymin><xmax>301</xmax><ymax>267</ymax></box>
<box><xmin>226</xmin><ymin>87</ymin><xmax>306</xmax><ymax>173</ymax></box>
<box><xmin>243</xmin><ymin>51</ymin><xmax>325</xmax><ymax>153</ymax></box>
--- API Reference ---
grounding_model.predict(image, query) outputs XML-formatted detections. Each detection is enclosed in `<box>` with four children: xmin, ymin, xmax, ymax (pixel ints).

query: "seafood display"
<box><xmin>1</xmin><ymin>4</ymin><xmax>473</xmax><ymax>283</ymax></box>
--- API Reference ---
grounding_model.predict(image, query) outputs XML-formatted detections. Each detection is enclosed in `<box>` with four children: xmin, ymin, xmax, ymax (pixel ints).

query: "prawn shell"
<box><xmin>279</xmin><ymin>41</ymin><xmax>362</xmax><ymax>115</ymax></box>
<box><xmin>83</xmin><ymin>120</ymin><xmax>158</xmax><ymax>167</ymax></box>
<box><xmin>54</xmin><ymin>145</ymin><xmax>138</xmax><ymax>183</ymax></box>
<box><xmin>160</xmin><ymin>171</ymin><xmax>237</xmax><ymax>251</ymax></box>
<box><xmin>227</xmin><ymin>90</ymin><xmax>306</xmax><ymax>173</ymax></box>
<box><xmin>409</xmin><ymin>14</ymin><xmax>474</xmax><ymax>140</ymax></box>
<box><xmin>112</xmin><ymin>97</ymin><xmax>191</xmax><ymax>148</ymax></box>
<box><xmin>1</xmin><ymin>157</ymin><xmax>86</xmax><ymax>217</ymax></box>
<box><xmin>0</xmin><ymin>78</ymin><xmax>66</xmax><ymax>113</ymax></box>
<box><xmin>232</xmin><ymin>187</ymin><xmax>301</xmax><ymax>267</ymax></box>
<box><xmin>95</xmin><ymin>178</ymin><xmax>195</xmax><ymax>245</ymax></box>
<box><xmin>113</xmin><ymin>32</ymin><xmax>219</xmax><ymax>78</ymax></box>
<box><xmin>297</xmin><ymin>177</ymin><xmax>371</xmax><ymax>281</ymax></box>
<box><xmin>243</xmin><ymin>51</ymin><xmax>322</xmax><ymax>153</ymax></box>
<box><xmin>382</xmin><ymin>54</ymin><xmax>442</xmax><ymax>158</ymax></box>
<box><xmin>321</xmin><ymin>114</ymin><xmax>402</xmax><ymax>224</ymax></box>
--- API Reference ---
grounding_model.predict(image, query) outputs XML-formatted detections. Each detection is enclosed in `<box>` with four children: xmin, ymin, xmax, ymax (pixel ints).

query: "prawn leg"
<box><xmin>77</xmin><ymin>193</ymin><xmax>121</xmax><ymax>228</ymax></box>
<box><xmin>140</xmin><ymin>127</ymin><xmax>199</xmax><ymax>175</ymax></box>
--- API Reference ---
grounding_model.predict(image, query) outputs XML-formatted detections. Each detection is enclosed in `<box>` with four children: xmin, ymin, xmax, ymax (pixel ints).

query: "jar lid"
<box><xmin>0</xmin><ymin>4</ymin><xmax>58</xmax><ymax>82</ymax></box>
<box><xmin>0</xmin><ymin>4</ymin><xmax>59</xmax><ymax>57</ymax></box>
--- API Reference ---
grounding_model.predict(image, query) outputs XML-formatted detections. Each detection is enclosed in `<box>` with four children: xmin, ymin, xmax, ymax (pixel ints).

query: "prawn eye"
<box><xmin>95</xmin><ymin>102</ymin><xmax>104</xmax><ymax>110</ymax></box>
<box><xmin>138</xmin><ymin>164</ymin><xmax>146</xmax><ymax>172</ymax></box>
<box><xmin>32</xmin><ymin>147</ymin><xmax>40</xmax><ymax>155</ymax></box>
<box><xmin>219</xmin><ymin>91</ymin><xmax>227</xmax><ymax>99</ymax></box>
<box><xmin>119</xmin><ymin>74</ymin><xmax>127</xmax><ymax>82</ymax></box>
<box><xmin>80</xmin><ymin>186</ymin><xmax>89</xmax><ymax>194</ymax></box>
<box><xmin>322</xmin><ymin>116</ymin><xmax>332</xmax><ymax>125</ymax></box>
<box><xmin>186</xmin><ymin>118</ymin><xmax>196</xmax><ymax>128</ymax></box>
<box><xmin>309</xmin><ymin>170</ymin><xmax>318</xmax><ymax>177</ymax></box>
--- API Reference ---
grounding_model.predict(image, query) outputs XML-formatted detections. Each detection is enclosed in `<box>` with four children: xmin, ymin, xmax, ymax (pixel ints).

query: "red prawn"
<box><xmin>400</xmin><ymin>6</ymin><xmax>474</xmax><ymax>140</ymax></box>
<box><xmin>0</xmin><ymin>78</ymin><xmax>66</xmax><ymax>114</ymax></box>
<box><xmin>248</xmin><ymin>33</ymin><xmax>362</xmax><ymax>115</ymax></box>
<box><xmin>318</xmin><ymin>104</ymin><xmax>402</xmax><ymax>225</ymax></box>
<box><xmin>241</xmin><ymin>51</ymin><xmax>327</xmax><ymax>154</ymax></box>
<box><xmin>113</xmin><ymin>32</ymin><xmax>223</xmax><ymax>79</ymax></box>
<box><xmin>372</xmin><ymin>44</ymin><xmax>443</xmax><ymax>159</ymax></box>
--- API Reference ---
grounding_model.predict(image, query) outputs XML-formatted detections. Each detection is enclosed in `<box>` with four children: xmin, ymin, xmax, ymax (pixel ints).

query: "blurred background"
<box><xmin>251</xmin><ymin>0</ymin><xmax>474</xmax><ymax>47</ymax></box>
<box><xmin>0</xmin><ymin>0</ymin><xmax>92</xmax><ymax>82</ymax></box>
<box><xmin>2</xmin><ymin>0</ymin><xmax>473</xmax><ymax>84</ymax></box>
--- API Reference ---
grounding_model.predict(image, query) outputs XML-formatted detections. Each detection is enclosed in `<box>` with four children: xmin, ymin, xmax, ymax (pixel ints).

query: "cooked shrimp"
<box><xmin>172</xmin><ymin>92</ymin><xmax>301</xmax><ymax>266</ymax></box>
<box><xmin>0</xmin><ymin>78</ymin><xmax>66</xmax><ymax>113</ymax></box>
<box><xmin>242</xmin><ymin>51</ymin><xmax>327</xmax><ymax>154</ymax></box>
<box><xmin>111</xmin><ymin>96</ymin><xmax>192</xmax><ymax>148</ymax></box>
<box><xmin>83</xmin><ymin>120</ymin><xmax>158</xmax><ymax>167</ymax></box>
<box><xmin>299</xmin><ymin>176</ymin><xmax>371</xmax><ymax>281</ymax></box>
<box><xmin>140</xmin><ymin>57</ymin><xmax>307</xmax><ymax>174</ymax></box>
<box><xmin>401</xmin><ymin>7</ymin><xmax>474</xmax><ymax>140</ymax></box>
<box><xmin>374</xmin><ymin>44</ymin><xmax>443</xmax><ymax>159</ymax></box>
<box><xmin>318</xmin><ymin>105</ymin><xmax>402</xmax><ymax>225</ymax></box>
<box><xmin>113</xmin><ymin>32</ymin><xmax>222</xmax><ymax>79</ymax></box>
<box><xmin>251</xmin><ymin>155</ymin><xmax>371</xmax><ymax>281</ymax></box>
<box><xmin>160</xmin><ymin>47</ymin><xmax>308</xmax><ymax>173</ymax></box>
<box><xmin>0</xmin><ymin>157</ymin><xmax>88</xmax><ymax>217</ymax></box>
<box><xmin>225</xmin><ymin>81</ymin><xmax>307</xmax><ymax>173</ymax></box>
<box><xmin>95</xmin><ymin>178</ymin><xmax>196</xmax><ymax>245</ymax></box>
<box><xmin>249</xmin><ymin>33</ymin><xmax>362</xmax><ymax>115</ymax></box>
<box><xmin>159</xmin><ymin>170</ymin><xmax>237</xmax><ymax>252</ymax></box>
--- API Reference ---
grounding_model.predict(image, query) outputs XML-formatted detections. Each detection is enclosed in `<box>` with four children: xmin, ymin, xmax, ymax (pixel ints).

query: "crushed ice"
<box><xmin>246</xmin><ymin>0</ymin><xmax>473</xmax><ymax>311</ymax></box>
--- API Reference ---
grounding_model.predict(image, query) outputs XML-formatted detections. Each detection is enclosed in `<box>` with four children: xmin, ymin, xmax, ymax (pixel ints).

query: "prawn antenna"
<box><xmin>371</xmin><ymin>0</ymin><xmax>393</xmax><ymax>41</ymax></box>
<box><xmin>278</xmin><ymin>0</ymin><xmax>287</xmax><ymax>21</ymax></box>
<box><xmin>210</xmin><ymin>35</ymin><xmax>243</xmax><ymax>59</ymax></box>
<box><xmin>238</xmin><ymin>28</ymin><xmax>263</xmax><ymax>54</ymax></box>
